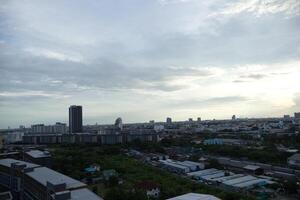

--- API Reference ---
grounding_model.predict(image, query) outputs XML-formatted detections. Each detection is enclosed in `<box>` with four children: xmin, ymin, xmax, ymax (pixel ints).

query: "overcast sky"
<box><xmin>0</xmin><ymin>0</ymin><xmax>300</xmax><ymax>128</ymax></box>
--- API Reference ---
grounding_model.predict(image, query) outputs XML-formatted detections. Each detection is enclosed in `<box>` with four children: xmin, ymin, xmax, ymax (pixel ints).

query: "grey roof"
<box><xmin>212</xmin><ymin>174</ymin><xmax>244</xmax><ymax>183</ymax></box>
<box><xmin>25</xmin><ymin>150</ymin><xmax>51</xmax><ymax>158</ymax></box>
<box><xmin>223</xmin><ymin>175</ymin><xmax>257</xmax><ymax>186</ymax></box>
<box><xmin>166</xmin><ymin>193</ymin><xmax>221</xmax><ymax>200</ymax></box>
<box><xmin>0</xmin><ymin>158</ymin><xmax>39</xmax><ymax>169</ymax></box>
<box><xmin>71</xmin><ymin>188</ymin><xmax>103</xmax><ymax>200</ymax></box>
<box><xmin>201</xmin><ymin>172</ymin><xmax>227</xmax><ymax>181</ymax></box>
<box><xmin>187</xmin><ymin>169</ymin><xmax>219</xmax><ymax>177</ymax></box>
<box><xmin>26</xmin><ymin>167</ymin><xmax>86</xmax><ymax>189</ymax></box>
<box><xmin>288</xmin><ymin>153</ymin><xmax>300</xmax><ymax>161</ymax></box>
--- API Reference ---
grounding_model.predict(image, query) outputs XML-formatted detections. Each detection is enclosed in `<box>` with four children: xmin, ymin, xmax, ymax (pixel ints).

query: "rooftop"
<box><xmin>25</xmin><ymin>150</ymin><xmax>51</xmax><ymax>158</ymax></box>
<box><xmin>243</xmin><ymin>165</ymin><xmax>261</xmax><ymax>171</ymax></box>
<box><xmin>166</xmin><ymin>193</ymin><xmax>221</xmax><ymax>200</ymax></box>
<box><xmin>26</xmin><ymin>167</ymin><xmax>86</xmax><ymax>189</ymax></box>
<box><xmin>0</xmin><ymin>158</ymin><xmax>39</xmax><ymax>169</ymax></box>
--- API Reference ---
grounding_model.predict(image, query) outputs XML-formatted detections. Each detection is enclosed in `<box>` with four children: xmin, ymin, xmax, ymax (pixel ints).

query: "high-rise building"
<box><xmin>69</xmin><ymin>105</ymin><xmax>83</xmax><ymax>133</ymax></box>
<box><xmin>294</xmin><ymin>112</ymin><xmax>300</xmax><ymax>119</ymax></box>
<box><xmin>166</xmin><ymin>117</ymin><xmax>172</xmax><ymax>124</ymax></box>
<box><xmin>197</xmin><ymin>117</ymin><xmax>201</xmax><ymax>122</ymax></box>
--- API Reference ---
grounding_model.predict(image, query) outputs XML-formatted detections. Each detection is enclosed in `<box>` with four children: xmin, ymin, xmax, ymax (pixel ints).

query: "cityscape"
<box><xmin>1</xmin><ymin>0</ymin><xmax>300</xmax><ymax>200</ymax></box>
<box><xmin>0</xmin><ymin>106</ymin><xmax>300</xmax><ymax>200</ymax></box>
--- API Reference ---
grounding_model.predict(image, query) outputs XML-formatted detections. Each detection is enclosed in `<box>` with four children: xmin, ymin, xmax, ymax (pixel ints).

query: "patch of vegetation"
<box><xmin>52</xmin><ymin>146</ymin><xmax>254</xmax><ymax>200</ymax></box>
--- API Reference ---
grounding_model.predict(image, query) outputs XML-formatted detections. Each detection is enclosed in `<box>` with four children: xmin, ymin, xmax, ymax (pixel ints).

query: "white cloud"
<box><xmin>214</xmin><ymin>0</ymin><xmax>300</xmax><ymax>17</ymax></box>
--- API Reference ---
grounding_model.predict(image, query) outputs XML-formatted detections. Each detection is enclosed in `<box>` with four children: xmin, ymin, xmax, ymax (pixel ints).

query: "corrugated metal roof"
<box><xmin>223</xmin><ymin>175</ymin><xmax>257</xmax><ymax>186</ymax></box>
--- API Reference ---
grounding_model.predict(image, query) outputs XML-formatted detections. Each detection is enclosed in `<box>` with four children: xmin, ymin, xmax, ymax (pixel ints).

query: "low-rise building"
<box><xmin>24</xmin><ymin>150</ymin><xmax>52</xmax><ymax>168</ymax></box>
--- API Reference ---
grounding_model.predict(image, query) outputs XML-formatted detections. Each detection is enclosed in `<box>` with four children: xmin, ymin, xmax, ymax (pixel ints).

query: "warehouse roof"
<box><xmin>234</xmin><ymin>179</ymin><xmax>266</xmax><ymax>188</ymax></box>
<box><xmin>223</xmin><ymin>175</ymin><xmax>257</xmax><ymax>186</ymax></box>
<box><xmin>166</xmin><ymin>193</ymin><xmax>221</xmax><ymax>200</ymax></box>
<box><xmin>188</xmin><ymin>169</ymin><xmax>218</xmax><ymax>177</ymax></box>
<box><xmin>26</xmin><ymin>167</ymin><xmax>86</xmax><ymax>189</ymax></box>
<box><xmin>160</xmin><ymin>160</ymin><xmax>189</xmax><ymax>170</ymax></box>
<box><xmin>212</xmin><ymin>174</ymin><xmax>244</xmax><ymax>183</ymax></box>
<box><xmin>201</xmin><ymin>172</ymin><xmax>227</xmax><ymax>181</ymax></box>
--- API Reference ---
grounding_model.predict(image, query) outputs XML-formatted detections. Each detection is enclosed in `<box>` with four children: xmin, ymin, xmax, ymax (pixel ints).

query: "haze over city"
<box><xmin>1</xmin><ymin>0</ymin><xmax>300</xmax><ymax>128</ymax></box>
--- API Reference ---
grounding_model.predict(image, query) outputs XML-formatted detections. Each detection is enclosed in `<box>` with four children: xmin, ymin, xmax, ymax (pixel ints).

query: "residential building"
<box><xmin>0</xmin><ymin>158</ymin><xmax>103</xmax><ymax>200</ymax></box>
<box><xmin>69</xmin><ymin>105</ymin><xmax>83</xmax><ymax>133</ymax></box>
<box><xmin>31</xmin><ymin>123</ymin><xmax>67</xmax><ymax>134</ymax></box>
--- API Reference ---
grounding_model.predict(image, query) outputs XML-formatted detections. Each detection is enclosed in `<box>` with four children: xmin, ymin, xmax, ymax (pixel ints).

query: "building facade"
<box><xmin>0</xmin><ymin>158</ymin><xmax>103</xmax><ymax>200</ymax></box>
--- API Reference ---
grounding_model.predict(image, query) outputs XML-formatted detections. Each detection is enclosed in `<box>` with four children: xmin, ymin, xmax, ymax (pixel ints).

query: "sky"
<box><xmin>0</xmin><ymin>0</ymin><xmax>300</xmax><ymax>128</ymax></box>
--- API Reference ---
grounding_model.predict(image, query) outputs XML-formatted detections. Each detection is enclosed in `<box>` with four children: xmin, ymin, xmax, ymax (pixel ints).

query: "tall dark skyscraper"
<box><xmin>69</xmin><ymin>105</ymin><xmax>82</xmax><ymax>133</ymax></box>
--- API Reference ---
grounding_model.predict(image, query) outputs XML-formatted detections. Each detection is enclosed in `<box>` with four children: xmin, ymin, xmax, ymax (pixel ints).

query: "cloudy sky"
<box><xmin>0</xmin><ymin>0</ymin><xmax>300</xmax><ymax>128</ymax></box>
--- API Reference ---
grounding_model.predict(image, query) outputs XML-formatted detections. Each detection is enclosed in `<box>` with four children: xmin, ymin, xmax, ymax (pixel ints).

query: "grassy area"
<box><xmin>51</xmin><ymin>145</ymin><xmax>254</xmax><ymax>200</ymax></box>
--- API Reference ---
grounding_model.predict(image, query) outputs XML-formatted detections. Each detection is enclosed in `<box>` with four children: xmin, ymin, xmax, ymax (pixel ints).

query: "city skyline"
<box><xmin>1</xmin><ymin>0</ymin><xmax>300</xmax><ymax>128</ymax></box>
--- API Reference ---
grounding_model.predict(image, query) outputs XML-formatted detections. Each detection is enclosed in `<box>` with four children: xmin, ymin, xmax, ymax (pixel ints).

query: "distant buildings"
<box><xmin>22</xmin><ymin>132</ymin><xmax>159</xmax><ymax>145</ymax></box>
<box><xmin>197</xmin><ymin>117</ymin><xmax>201</xmax><ymax>122</ymax></box>
<box><xmin>4</xmin><ymin>132</ymin><xmax>24</xmax><ymax>144</ymax></box>
<box><xmin>31</xmin><ymin>122</ymin><xmax>67</xmax><ymax>134</ymax></box>
<box><xmin>69</xmin><ymin>105</ymin><xmax>83</xmax><ymax>133</ymax></box>
<box><xmin>166</xmin><ymin>117</ymin><xmax>172</xmax><ymax>124</ymax></box>
<box><xmin>188</xmin><ymin>118</ymin><xmax>193</xmax><ymax>122</ymax></box>
<box><xmin>0</xmin><ymin>158</ymin><xmax>103</xmax><ymax>200</ymax></box>
<box><xmin>295</xmin><ymin>112</ymin><xmax>300</xmax><ymax>119</ymax></box>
